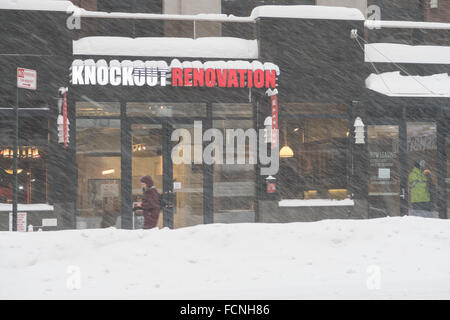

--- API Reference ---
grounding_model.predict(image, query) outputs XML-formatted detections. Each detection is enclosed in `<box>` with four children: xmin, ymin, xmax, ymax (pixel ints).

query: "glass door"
<box><xmin>169</xmin><ymin>121</ymin><xmax>204</xmax><ymax>229</ymax></box>
<box><xmin>406</xmin><ymin>122</ymin><xmax>438</xmax><ymax>218</ymax></box>
<box><xmin>130</xmin><ymin>123</ymin><xmax>163</xmax><ymax>229</ymax></box>
<box><xmin>367</xmin><ymin>125</ymin><xmax>402</xmax><ymax>217</ymax></box>
<box><xmin>129</xmin><ymin>120</ymin><xmax>204</xmax><ymax>229</ymax></box>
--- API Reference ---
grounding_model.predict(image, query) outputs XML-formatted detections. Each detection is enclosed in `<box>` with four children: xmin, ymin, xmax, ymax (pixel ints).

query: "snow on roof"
<box><xmin>0</xmin><ymin>0</ymin><xmax>75</xmax><ymax>12</ymax></box>
<box><xmin>250</xmin><ymin>5</ymin><xmax>365</xmax><ymax>21</ymax></box>
<box><xmin>365</xmin><ymin>71</ymin><xmax>450</xmax><ymax>97</ymax></box>
<box><xmin>365</xmin><ymin>43</ymin><xmax>450</xmax><ymax>64</ymax></box>
<box><xmin>73</xmin><ymin>37</ymin><xmax>259</xmax><ymax>59</ymax></box>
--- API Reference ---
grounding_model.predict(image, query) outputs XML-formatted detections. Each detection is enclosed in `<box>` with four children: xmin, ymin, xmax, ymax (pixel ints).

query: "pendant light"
<box><xmin>279</xmin><ymin>121</ymin><xmax>294</xmax><ymax>158</ymax></box>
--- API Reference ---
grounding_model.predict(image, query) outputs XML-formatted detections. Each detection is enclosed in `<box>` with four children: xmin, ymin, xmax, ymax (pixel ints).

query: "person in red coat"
<box><xmin>139</xmin><ymin>175</ymin><xmax>160</xmax><ymax>229</ymax></box>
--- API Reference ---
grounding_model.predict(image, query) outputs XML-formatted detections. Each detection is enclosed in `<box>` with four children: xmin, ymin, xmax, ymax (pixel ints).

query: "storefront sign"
<box><xmin>71</xmin><ymin>59</ymin><xmax>279</xmax><ymax>89</ymax></box>
<box><xmin>101</xmin><ymin>183</ymin><xmax>119</xmax><ymax>197</ymax></box>
<box><xmin>407</xmin><ymin>134</ymin><xmax>437</xmax><ymax>152</ymax></box>
<box><xmin>17</xmin><ymin>68</ymin><xmax>37</xmax><ymax>90</ymax></box>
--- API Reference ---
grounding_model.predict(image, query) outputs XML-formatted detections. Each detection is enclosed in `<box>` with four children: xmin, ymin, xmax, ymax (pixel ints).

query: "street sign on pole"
<box><xmin>13</xmin><ymin>67</ymin><xmax>37</xmax><ymax>231</ymax></box>
<box><xmin>17</xmin><ymin>68</ymin><xmax>37</xmax><ymax>90</ymax></box>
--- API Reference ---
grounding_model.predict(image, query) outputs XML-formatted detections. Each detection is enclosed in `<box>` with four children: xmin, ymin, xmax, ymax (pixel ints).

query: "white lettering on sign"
<box><xmin>17</xmin><ymin>68</ymin><xmax>37</xmax><ymax>90</ymax></box>
<box><xmin>71</xmin><ymin>60</ymin><xmax>279</xmax><ymax>89</ymax></box>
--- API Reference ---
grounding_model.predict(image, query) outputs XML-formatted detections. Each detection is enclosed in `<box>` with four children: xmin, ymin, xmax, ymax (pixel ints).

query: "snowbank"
<box><xmin>73</xmin><ymin>37</ymin><xmax>259</xmax><ymax>59</ymax></box>
<box><xmin>365</xmin><ymin>71</ymin><xmax>450</xmax><ymax>97</ymax></box>
<box><xmin>365</xmin><ymin>43</ymin><xmax>450</xmax><ymax>64</ymax></box>
<box><xmin>1</xmin><ymin>217</ymin><xmax>449</xmax><ymax>299</ymax></box>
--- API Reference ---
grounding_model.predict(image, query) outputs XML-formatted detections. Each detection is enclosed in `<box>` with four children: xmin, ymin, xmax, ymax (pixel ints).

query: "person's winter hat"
<box><xmin>414</xmin><ymin>160</ymin><xmax>426</xmax><ymax>169</ymax></box>
<box><xmin>140</xmin><ymin>175</ymin><xmax>154</xmax><ymax>187</ymax></box>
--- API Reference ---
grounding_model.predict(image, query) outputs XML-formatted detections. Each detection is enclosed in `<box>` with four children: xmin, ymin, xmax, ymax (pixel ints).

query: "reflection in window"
<box><xmin>127</xmin><ymin>102</ymin><xmax>206</xmax><ymax>118</ymax></box>
<box><xmin>76</xmin><ymin>101</ymin><xmax>120</xmax><ymax>117</ymax></box>
<box><xmin>279</xmin><ymin>119</ymin><xmax>349</xmax><ymax>200</ymax></box>
<box><xmin>212</xmin><ymin>103</ymin><xmax>253</xmax><ymax>118</ymax></box>
<box><xmin>76</xmin><ymin>119</ymin><xmax>121</xmax><ymax>229</ymax></box>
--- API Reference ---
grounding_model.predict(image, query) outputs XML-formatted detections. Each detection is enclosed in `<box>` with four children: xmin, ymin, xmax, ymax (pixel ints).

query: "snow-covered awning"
<box><xmin>365</xmin><ymin>43</ymin><xmax>450</xmax><ymax>64</ymax></box>
<box><xmin>73</xmin><ymin>37</ymin><xmax>259</xmax><ymax>59</ymax></box>
<box><xmin>365</xmin><ymin>71</ymin><xmax>450</xmax><ymax>97</ymax></box>
<box><xmin>250</xmin><ymin>5</ymin><xmax>364</xmax><ymax>21</ymax></box>
<box><xmin>0</xmin><ymin>0</ymin><xmax>75</xmax><ymax>11</ymax></box>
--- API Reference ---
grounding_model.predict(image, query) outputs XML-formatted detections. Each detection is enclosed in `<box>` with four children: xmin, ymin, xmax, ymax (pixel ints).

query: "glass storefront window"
<box><xmin>0</xmin><ymin>117</ymin><xmax>49</xmax><ymax>204</ymax></box>
<box><xmin>127</xmin><ymin>102</ymin><xmax>206</xmax><ymax>118</ymax></box>
<box><xmin>76</xmin><ymin>119</ymin><xmax>121</xmax><ymax>229</ymax></box>
<box><xmin>77</xmin><ymin>119</ymin><xmax>121</xmax><ymax>154</ymax></box>
<box><xmin>279</xmin><ymin>118</ymin><xmax>349</xmax><ymax>200</ymax></box>
<box><xmin>0</xmin><ymin>146</ymin><xmax>49</xmax><ymax>204</ymax></box>
<box><xmin>212</xmin><ymin>119</ymin><xmax>255</xmax><ymax>223</ymax></box>
<box><xmin>76</xmin><ymin>101</ymin><xmax>120</xmax><ymax>117</ymax></box>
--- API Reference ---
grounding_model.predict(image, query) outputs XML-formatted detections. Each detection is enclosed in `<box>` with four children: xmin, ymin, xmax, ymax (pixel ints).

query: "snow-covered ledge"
<box><xmin>0</xmin><ymin>204</ymin><xmax>54</xmax><ymax>212</ymax></box>
<box><xmin>73</xmin><ymin>37</ymin><xmax>259</xmax><ymax>59</ymax></box>
<box><xmin>279</xmin><ymin>199</ymin><xmax>354</xmax><ymax>207</ymax></box>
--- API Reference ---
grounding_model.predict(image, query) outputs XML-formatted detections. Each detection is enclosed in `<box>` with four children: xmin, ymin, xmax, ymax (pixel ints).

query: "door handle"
<box><xmin>400</xmin><ymin>188</ymin><xmax>406</xmax><ymax>200</ymax></box>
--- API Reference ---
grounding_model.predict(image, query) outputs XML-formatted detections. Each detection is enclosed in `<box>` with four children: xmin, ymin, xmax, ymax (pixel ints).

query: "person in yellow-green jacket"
<box><xmin>408</xmin><ymin>160</ymin><xmax>433</xmax><ymax>217</ymax></box>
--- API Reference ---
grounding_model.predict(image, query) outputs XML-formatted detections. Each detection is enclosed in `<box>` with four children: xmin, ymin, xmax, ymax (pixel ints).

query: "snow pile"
<box><xmin>366</xmin><ymin>71</ymin><xmax>450</xmax><ymax>97</ymax></box>
<box><xmin>1</xmin><ymin>217</ymin><xmax>449</xmax><ymax>299</ymax></box>
<box><xmin>74</xmin><ymin>37</ymin><xmax>259</xmax><ymax>59</ymax></box>
<box><xmin>365</xmin><ymin>43</ymin><xmax>450</xmax><ymax>64</ymax></box>
<box><xmin>250</xmin><ymin>5</ymin><xmax>365</xmax><ymax>21</ymax></box>
<box><xmin>0</xmin><ymin>0</ymin><xmax>75</xmax><ymax>11</ymax></box>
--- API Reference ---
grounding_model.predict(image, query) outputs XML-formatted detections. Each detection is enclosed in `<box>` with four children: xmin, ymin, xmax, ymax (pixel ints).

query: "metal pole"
<box><xmin>12</xmin><ymin>86</ymin><xmax>19</xmax><ymax>231</ymax></box>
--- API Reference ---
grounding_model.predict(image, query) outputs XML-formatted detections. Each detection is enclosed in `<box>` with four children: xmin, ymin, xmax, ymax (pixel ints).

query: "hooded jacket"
<box><xmin>408</xmin><ymin>167</ymin><xmax>430</xmax><ymax>203</ymax></box>
<box><xmin>140</xmin><ymin>175</ymin><xmax>160</xmax><ymax>215</ymax></box>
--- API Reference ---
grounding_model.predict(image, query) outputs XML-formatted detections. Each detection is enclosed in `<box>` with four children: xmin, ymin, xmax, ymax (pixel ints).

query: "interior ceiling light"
<box><xmin>280</xmin><ymin>121</ymin><xmax>294</xmax><ymax>158</ymax></box>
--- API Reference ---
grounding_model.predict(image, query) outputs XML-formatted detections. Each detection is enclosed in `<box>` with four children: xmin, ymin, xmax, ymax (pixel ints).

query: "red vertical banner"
<box><xmin>63</xmin><ymin>91</ymin><xmax>68</xmax><ymax>149</ymax></box>
<box><xmin>270</xmin><ymin>94</ymin><xmax>278</xmax><ymax>149</ymax></box>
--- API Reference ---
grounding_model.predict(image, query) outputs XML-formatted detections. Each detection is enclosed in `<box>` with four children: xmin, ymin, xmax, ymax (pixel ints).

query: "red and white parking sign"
<box><xmin>17</xmin><ymin>67</ymin><xmax>37</xmax><ymax>90</ymax></box>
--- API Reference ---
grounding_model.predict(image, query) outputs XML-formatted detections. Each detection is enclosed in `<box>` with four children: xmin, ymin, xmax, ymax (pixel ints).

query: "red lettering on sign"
<box><xmin>205</xmin><ymin>68</ymin><xmax>216</xmax><ymax>87</ymax></box>
<box><xmin>216</xmin><ymin>69</ymin><xmax>228</xmax><ymax>87</ymax></box>
<box><xmin>227</xmin><ymin>69</ymin><xmax>239</xmax><ymax>88</ymax></box>
<box><xmin>193</xmin><ymin>68</ymin><xmax>204</xmax><ymax>87</ymax></box>
<box><xmin>184</xmin><ymin>68</ymin><xmax>193</xmax><ymax>87</ymax></box>
<box><xmin>265</xmin><ymin>70</ymin><xmax>276</xmax><ymax>89</ymax></box>
<box><xmin>254</xmin><ymin>70</ymin><xmax>264</xmax><ymax>88</ymax></box>
<box><xmin>247</xmin><ymin>70</ymin><xmax>253</xmax><ymax>88</ymax></box>
<box><xmin>172</xmin><ymin>68</ymin><xmax>183</xmax><ymax>87</ymax></box>
<box><xmin>238</xmin><ymin>70</ymin><xmax>246</xmax><ymax>87</ymax></box>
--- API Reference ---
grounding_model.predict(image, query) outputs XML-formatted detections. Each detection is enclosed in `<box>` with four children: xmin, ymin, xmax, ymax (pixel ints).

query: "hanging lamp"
<box><xmin>279</xmin><ymin>121</ymin><xmax>294</xmax><ymax>158</ymax></box>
